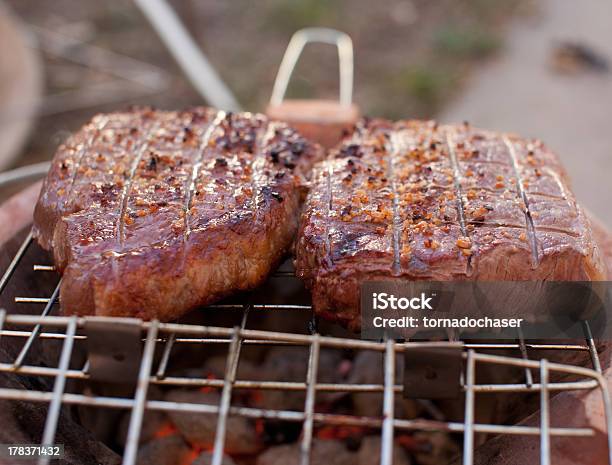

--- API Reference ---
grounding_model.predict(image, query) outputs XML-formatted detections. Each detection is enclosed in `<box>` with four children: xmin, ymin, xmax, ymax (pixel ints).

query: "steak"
<box><xmin>295</xmin><ymin>119</ymin><xmax>607</xmax><ymax>330</ymax></box>
<box><xmin>34</xmin><ymin>107</ymin><xmax>322</xmax><ymax>320</ymax></box>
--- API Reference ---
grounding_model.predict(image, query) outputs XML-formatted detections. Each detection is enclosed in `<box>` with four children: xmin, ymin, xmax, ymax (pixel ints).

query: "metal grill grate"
<box><xmin>0</xmin><ymin>231</ymin><xmax>611</xmax><ymax>465</ymax></box>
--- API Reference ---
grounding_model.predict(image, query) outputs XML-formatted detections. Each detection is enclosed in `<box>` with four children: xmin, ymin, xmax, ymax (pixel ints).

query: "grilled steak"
<box><xmin>34</xmin><ymin>107</ymin><xmax>322</xmax><ymax>320</ymax></box>
<box><xmin>295</xmin><ymin>119</ymin><xmax>607</xmax><ymax>330</ymax></box>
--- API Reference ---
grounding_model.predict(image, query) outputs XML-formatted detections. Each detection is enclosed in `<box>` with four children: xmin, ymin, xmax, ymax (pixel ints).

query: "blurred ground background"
<box><xmin>441</xmin><ymin>0</ymin><xmax>612</xmax><ymax>228</ymax></box>
<box><xmin>1</xmin><ymin>0</ymin><xmax>610</xmax><ymax>226</ymax></box>
<box><xmin>4</xmin><ymin>0</ymin><xmax>528</xmax><ymax>158</ymax></box>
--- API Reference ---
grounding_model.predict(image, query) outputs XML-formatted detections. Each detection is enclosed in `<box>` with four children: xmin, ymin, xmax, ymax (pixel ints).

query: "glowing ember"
<box><xmin>180</xmin><ymin>446</ymin><xmax>203</xmax><ymax>465</ymax></box>
<box><xmin>255</xmin><ymin>419</ymin><xmax>265</xmax><ymax>436</ymax></box>
<box><xmin>396</xmin><ymin>433</ymin><xmax>420</xmax><ymax>451</ymax></box>
<box><xmin>153</xmin><ymin>421</ymin><xmax>178</xmax><ymax>439</ymax></box>
<box><xmin>199</xmin><ymin>373</ymin><xmax>218</xmax><ymax>394</ymax></box>
<box><xmin>248</xmin><ymin>390</ymin><xmax>264</xmax><ymax>405</ymax></box>
<box><xmin>315</xmin><ymin>425</ymin><xmax>368</xmax><ymax>441</ymax></box>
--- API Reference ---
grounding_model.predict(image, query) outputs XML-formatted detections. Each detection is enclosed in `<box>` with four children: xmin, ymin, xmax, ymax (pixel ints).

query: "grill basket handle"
<box><xmin>270</xmin><ymin>27</ymin><xmax>354</xmax><ymax>106</ymax></box>
<box><xmin>267</xmin><ymin>28</ymin><xmax>359</xmax><ymax>149</ymax></box>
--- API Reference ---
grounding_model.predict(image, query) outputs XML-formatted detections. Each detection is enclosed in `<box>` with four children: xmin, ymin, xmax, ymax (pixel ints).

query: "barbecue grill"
<box><xmin>1</xmin><ymin>7</ymin><xmax>611</xmax><ymax>465</ymax></box>
<box><xmin>0</xmin><ymin>229</ymin><xmax>611</xmax><ymax>465</ymax></box>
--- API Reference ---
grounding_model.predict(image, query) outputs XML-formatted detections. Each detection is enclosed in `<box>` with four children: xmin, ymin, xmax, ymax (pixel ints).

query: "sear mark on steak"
<box><xmin>33</xmin><ymin>107</ymin><xmax>323</xmax><ymax>320</ymax></box>
<box><xmin>294</xmin><ymin>119</ymin><xmax>607</xmax><ymax>331</ymax></box>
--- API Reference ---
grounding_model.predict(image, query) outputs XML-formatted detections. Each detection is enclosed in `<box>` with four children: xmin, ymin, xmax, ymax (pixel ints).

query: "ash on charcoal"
<box><xmin>202</xmin><ymin>355</ymin><xmax>260</xmax><ymax>381</ymax></box>
<box><xmin>175</xmin><ymin>355</ymin><xmax>260</xmax><ymax>384</ymax></box>
<box><xmin>358</xmin><ymin>436</ymin><xmax>411</xmax><ymax>465</ymax></box>
<box><xmin>254</xmin><ymin>347</ymin><xmax>346</xmax><ymax>411</ymax></box>
<box><xmin>411</xmin><ymin>432</ymin><xmax>461</xmax><ymax>465</ymax></box>
<box><xmin>79</xmin><ymin>384</ymin><xmax>166</xmax><ymax>448</ymax></box>
<box><xmin>165</xmin><ymin>389</ymin><xmax>262</xmax><ymax>455</ymax></box>
<box><xmin>192</xmin><ymin>451</ymin><xmax>237</xmax><ymax>465</ymax></box>
<box><xmin>117</xmin><ymin>409</ymin><xmax>169</xmax><ymax>448</ymax></box>
<box><xmin>256</xmin><ymin>439</ymin><xmax>356</xmax><ymax>465</ymax></box>
<box><xmin>261</xmin><ymin>419</ymin><xmax>302</xmax><ymax>445</ymax></box>
<box><xmin>348</xmin><ymin>351</ymin><xmax>421</xmax><ymax>419</ymax></box>
<box><xmin>136</xmin><ymin>434</ymin><xmax>191</xmax><ymax>465</ymax></box>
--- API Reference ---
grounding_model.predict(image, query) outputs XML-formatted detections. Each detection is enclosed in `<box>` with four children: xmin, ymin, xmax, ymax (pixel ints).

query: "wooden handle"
<box><xmin>267</xmin><ymin>99</ymin><xmax>359</xmax><ymax>149</ymax></box>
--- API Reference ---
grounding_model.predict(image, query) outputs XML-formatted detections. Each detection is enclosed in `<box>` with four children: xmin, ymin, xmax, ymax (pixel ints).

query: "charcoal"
<box><xmin>256</xmin><ymin>439</ymin><xmax>356</xmax><ymax>465</ymax></box>
<box><xmin>165</xmin><ymin>390</ymin><xmax>261</xmax><ymax>455</ymax></box>
<box><xmin>358</xmin><ymin>436</ymin><xmax>411</xmax><ymax>465</ymax></box>
<box><xmin>192</xmin><ymin>451</ymin><xmax>237</xmax><ymax>465</ymax></box>
<box><xmin>136</xmin><ymin>434</ymin><xmax>190</xmax><ymax>465</ymax></box>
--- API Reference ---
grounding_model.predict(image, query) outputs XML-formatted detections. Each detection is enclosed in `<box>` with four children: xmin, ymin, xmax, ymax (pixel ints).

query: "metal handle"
<box><xmin>134</xmin><ymin>0</ymin><xmax>242</xmax><ymax>111</ymax></box>
<box><xmin>270</xmin><ymin>27</ymin><xmax>354</xmax><ymax>107</ymax></box>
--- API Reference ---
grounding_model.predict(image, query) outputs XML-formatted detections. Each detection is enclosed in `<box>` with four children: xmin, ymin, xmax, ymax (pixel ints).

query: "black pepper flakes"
<box><xmin>269</xmin><ymin>149</ymin><xmax>280</xmax><ymax>163</ymax></box>
<box><xmin>182</xmin><ymin>126</ymin><xmax>194</xmax><ymax>142</ymax></box>
<box><xmin>340</xmin><ymin>144</ymin><xmax>361</xmax><ymax>158</ymax></box>
<box><xmin>215</xmin><ymin>157</ymin><xmax>228</xmax><ymax>168</ymax></box>
<box><xmin>261</xmin><ymin>186</ymin><xmax>283</xmax><ymax>203</ymax></box>
<box><xmin>146</xmin><ymin>154</ymin><xmax>159</xmax><ymax>171</ymax></box>
<box><xmin>291</xmin><ymin>141</ymin><xmax>305</xmax><ymax>155</ymax></box>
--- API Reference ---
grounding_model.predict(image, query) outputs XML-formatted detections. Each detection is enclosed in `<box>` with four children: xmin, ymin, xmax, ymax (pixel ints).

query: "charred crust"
<box><xmin>290</xmin><ymin>141</ymin><xmax>305</xmax><ymax>156</ymax></box>
<box><xmin>214</xmin><ymin>157</ymin><xmax>228</xmax><ymax>168</ymax></box>
<box><xmin>339</xmin><ymin>144</ymin><xmax>361</xmax><ymax>158</ymax></box>
<box><xmin>146</xmin><ymin>153</ymin><xmax>159</xmax><ymax>171</ymax></box>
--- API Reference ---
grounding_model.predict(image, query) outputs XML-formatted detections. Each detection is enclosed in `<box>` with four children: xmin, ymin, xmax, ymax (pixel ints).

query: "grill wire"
<box><xmin>0</xmin><ymin>231</ymin><xmax>611</xmax><ymax>465</ymax></box>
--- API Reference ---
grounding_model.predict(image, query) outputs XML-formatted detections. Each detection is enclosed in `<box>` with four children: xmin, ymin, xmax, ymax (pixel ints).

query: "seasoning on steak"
<box><xmin>33</xmin><ymin>107</ymin><xmax>322</xmax><ymax>320</ymax></box>
<box><xmin>295</xmin><ymin>119</ymin><xmax>607</xmax><ymax>330</ymax></box>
